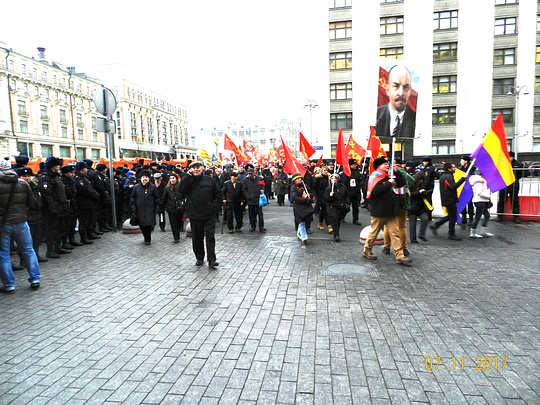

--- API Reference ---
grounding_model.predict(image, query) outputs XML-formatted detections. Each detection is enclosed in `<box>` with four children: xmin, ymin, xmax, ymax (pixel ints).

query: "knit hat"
<box><xmin>139</xmin><ymin>170</ymin><xmax>151</xmax><ymax>178</ymax></box>
<box><xmin>0</xmin><ymin>158</ymin><xmax>12</xmax><ymax>170</ymax></box>
<box><xmin>373</xmin><ymin>157</ymin><xmax>388</xmax><ymax>169</ymax></box>
<box><xmin>291</xmin><ymin>173</ymin><xmax>303</xmax><ymax>182</ymax></box>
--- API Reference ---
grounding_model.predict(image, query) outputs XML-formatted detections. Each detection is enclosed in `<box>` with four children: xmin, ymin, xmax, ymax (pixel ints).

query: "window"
<box><xmin>432</xmin><ymin>107</ymin><xmax>456</xmax><ymax>125</ymax></box>
<box><xmin>494</xmin><ymin>48</ymin><xmax>515</xmax><ymax>65</ymax></box>
<box><xmin>329</xmin><ymin>21</ymin><xmax>352</xmax><ymax>40</ymax></box>
<box><xmin>59</xmin><ymin>146</ymin><xmax>71</xmax><ymax>157</ymax></box>
<box><xmin>32</xmin><ymin>68</ymin><xmax>37</xmax><ymax>79</ymax></box>
<box><xmin>381</xmin><ymin>0</ymin><xmax>403</xmax><ymax>3</ymax></box>
<box><xmin>433</xmin><ymin>75</ymin><xmax>457</xmax><ymax>93</ymax></box>
<box><xmin>42</xmin><ymin>71</ymin><xmax>48</xmax><ymax>82</ymax></box>
<box><xmin>495</xmin><ymin>17</ymin><xmax>516</xmax><ymax>35</ymax></box>
<box><xmin>61</xmin><ymin>127</ymin><xmax>68</xmax><ymax>138</ymax></box>
<box><xmin>380</xmin><ymin>16</ymin><xmax>404</xmax><ymax>35</ymax></box>
<box><xmin>76</xmin><ymin>149</ymin><xmax>86</xmax><ymax>161</ymax></box>
<box><xmin>330</xmin><ymin>52</ymin><xmax>352</xmax><ymax>70</ymax></box>
<box><xmin>60</xmin><ymin>109</ymin><xmax>67</xmax><ymax>123</ymax></box>
<box><xmin>42</xmin><ymin>123</ymin><xmax>50</xmax><ymax>135</ymax></box>
<box><xmin>538</xmin><ymin>15</ymin><xmax>540</xmax><ymax>32</ymax></box>
<box><xmin>535</xmin><ymin>77</ymin><xmax>540</xmax><ymax>93</ymax></box>
<box><xmin>76</xmin><ymin>113</ymin><xmax>83</xmax><ymax>127</ymax></box>
<box><xmin>533</xmin><ymin>137</ymin><xmax>540</xmax><ymax>152</ymax></box>
<box><xmin>328</xmin><ymin>0</ymin><xmax>351</xmax><ymax>7</ymax></box>
<box><xmin>21</xmin><ymin>64</ymin><xmax>26</xmax><ymax>75</ymax></box>
<box><xmin>18</xmin><ymin>102</ymin><xmax>27</xmax><ymax>116</ymax></box>
<box><xmin>91</xmin><ymin>149</ymin><xmax>100</xmax><ymax>160</ymax></box>
<box><xmin>380</xmin><ymin>47</ymin><xmax>403</xmax><ymax>59</ymax></box>
<box><xmin>40</xmin><ymin>106</ymin><xmax>48</xmax><ymax>120</ymax></box>
<box><xmin>495</xmin><ymin>0</ymin><xmax>517</xmax><ymax>4</ymax></box>
<box><xmin>534</xmin><ymin>106</ymin><xmax>540</xmax><ymax>123</ymax></box>
<box><xmin>78</xmin><ymin>129</ymin><xmax>84</xmax><ymax>140</ymax></box>
<box><xmin>434</xmin><ymin>11</ymin><xmax>458</xmax><ymax>30</ymax></box>
<box><xmin>330</xmin><ymin>83</ymin><xmax>353</xmax><ymax>100</ymax></box>
<box><xmin>93</xmin><ymin>131</ymin><xmax>98</xmax><ymax>142</ymax></box>
<box><xmin>16</xmin><ymin>142</ymin><xmax>33</xmax><ymax>158</ymax></box>
<box><xmin>41</xmin><ymin>144</ymin><xmax>53</xmax><ymax>157</ymax></box>
<box><xmin>433</xmin><ymin>42</ymin><xmax>458</xmax><ymax>62</ymax></box>
<box><xmin>492</xmin><ymin>108</ymin><xmax>514</xmax><ymax>124</ymax></box>
<box><xmin>537</xmin><ymin>46</ymin><xmax>540</xmax><ymax>63</ymax></box>
<box><xmin>432</xmin><ymin>140</ymin><xmax>455</xmax><ymax>155</ymax></box>
<box><xmin>20</xmin><ymin>120</ymin><xmax>28</xmax><ymax>133</ymax></box>
<box><xmin>493</xmin><ymin>78</ymin><xmax>514</xmax><ymax>96</ymax></box>
<box><xmin>330</xmin><ymin>113</ymin><xmax>353</xmax><ymax>130</ymax></box>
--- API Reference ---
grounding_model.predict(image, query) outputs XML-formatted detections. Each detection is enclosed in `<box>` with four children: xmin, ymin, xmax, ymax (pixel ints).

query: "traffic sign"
<box><xmin>94</xmin><ymin>87</ymin><xmax>117</xmax><ymax>116</ymax></box>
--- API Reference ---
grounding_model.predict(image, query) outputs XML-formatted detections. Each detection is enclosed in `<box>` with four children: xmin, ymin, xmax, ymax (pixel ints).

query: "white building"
<box><xmin>329</xmin><ymin>0</ymin><xmax>540</xmax><ymax>161</ymax></box>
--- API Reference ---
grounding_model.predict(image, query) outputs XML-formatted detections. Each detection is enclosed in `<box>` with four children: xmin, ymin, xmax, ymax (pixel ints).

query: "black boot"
<box><xmin>46</xmin><ymin>244</ymin><xmax>60</xmax><ymax>259</ymax></box>
<box><xmin>55</xmin><ymin>243</ymin><xmax>72</xmax><ymax>254</ymax></box>
<box><xmin>69</xmin><ymin>236</ymin><xmax>83</xmax><ymax>247</ymax></box>
<box><xmin>61</xmin><ymin>238</ymin><xmax>74</xmax><ymax>250</ymax></box>
<box><xmin>80</xmin><ymin>233</ymin><xmax>94</xmax><ymax>245</ymax></box>
<box><xmin>87</xmin><ymin>232</ymin><xmax>101</xmax><ymax>240</ymax></box>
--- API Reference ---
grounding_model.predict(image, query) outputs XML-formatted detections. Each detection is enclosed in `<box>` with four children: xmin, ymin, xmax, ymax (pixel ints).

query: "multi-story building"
<box><xmin>329</xmin><ymin>0</ymin><xmax>540</xmax><ymax>161</ymax></box>
<box><xmin>0</xmin><ymin>44</ymin><xmax>195</xmax><ymax>162</ymax></box>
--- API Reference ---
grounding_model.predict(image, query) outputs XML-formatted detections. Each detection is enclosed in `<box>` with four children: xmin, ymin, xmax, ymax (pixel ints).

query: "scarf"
<box><xmin>366</xmin><ymin>170</ymin><xmax>388</xmax><ymax>199</ymax></box>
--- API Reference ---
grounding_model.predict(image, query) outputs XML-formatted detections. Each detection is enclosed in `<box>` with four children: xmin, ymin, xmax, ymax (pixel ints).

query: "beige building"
<box><xmin>0</xmin><ymin>44</ymin><xmax>194</xmax><ymax>162</ymax></box>
<box><xmin>329</xmin><ymin>0</ymin><xmax>540</xmax><ymax>161</ymax></box>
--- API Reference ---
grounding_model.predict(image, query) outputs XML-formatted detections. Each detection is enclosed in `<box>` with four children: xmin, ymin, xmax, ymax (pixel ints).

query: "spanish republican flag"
<box><xmin>299</xmin><ymin>132</ymin><xmax>316</xmax><ymax>159</ymax></box>
<box><xmin>470</xmin><ymin>114</ymin><xmax>515</xmax><ymax>193</ymax></box>
<box><xmin>345</xmin><ymin>134</ymin><xmax>366</xmax><ymax>163</ymax></box>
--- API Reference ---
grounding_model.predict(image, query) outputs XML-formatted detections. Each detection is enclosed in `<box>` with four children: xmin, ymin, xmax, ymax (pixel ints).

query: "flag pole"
<box><xmin>465</xmin><ymin>158</ymin><xmax>477</xmax><ymax>175</ymax></box>
<box><xmin>389</xmin><ymin>137</ymin><xmax>396</xmax><ymax>178</ymax></box>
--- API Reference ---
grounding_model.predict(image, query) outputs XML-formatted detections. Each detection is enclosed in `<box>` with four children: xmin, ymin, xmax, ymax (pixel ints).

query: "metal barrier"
<box><xmin>495</xmin><ymin>168</ymin><xmax>540</xmax><ymax>221</ymax></box>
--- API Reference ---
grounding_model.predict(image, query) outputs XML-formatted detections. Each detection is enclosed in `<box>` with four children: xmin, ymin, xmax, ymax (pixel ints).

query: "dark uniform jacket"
<box><xmin>61</xmin><ymin>174</ymin><xmax>77</xmax><ymax>216</ymax></box>
<box><xmin>0</xmin><ymin>168</ymin><xmax>35</xmax><ymax>224</ymax></box>
<box><xmin>177</xmin><ymin>174</ymin><xmax>222</xmax><ymax>221</ymax></box>
<box><xmin>26</xmin><ymin>181</ymin><xmax>43</xmax><ymax>225</ymax></box>
<box><xmin>74</xmin><ymin>171</ymin><xmax>100</xmax><ymax>209</ymax></box>
<box><xmin>38</xmin><ymin>168</ymin><xmax>69</xmax><ymax>217</ymax></box>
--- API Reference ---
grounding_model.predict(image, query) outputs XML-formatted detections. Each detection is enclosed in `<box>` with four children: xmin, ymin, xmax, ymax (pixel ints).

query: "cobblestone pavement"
<box><xmin>1</xmin><ymin>200</ymin><xmax>539</xmax><ymax>404</ymax></box>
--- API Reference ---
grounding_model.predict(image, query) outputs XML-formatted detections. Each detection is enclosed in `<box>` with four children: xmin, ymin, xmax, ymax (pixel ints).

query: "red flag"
<box><xmin>345</xmin><ymin>134</ymin><xmax>366</xmax><ymax>163</ymax></box>
<box><xmin>275</xmin><ymin>144</ymin><xmax>285</xmax><ymax>159</ymax></box>
<box><xmin>315</xmin><ymin>155</ymin><xmax>323</xmax><ymax>168</ymax></box>
<box><xmin>280</xmin><ymin>135</ymin><xmax>307</xmax><ymax>176</ymax></box>
<box><xmin>335</xmin><ymin>129</ymin><xmax>351</xmax><ymax>177</ymax></box>
<box><xmin>224</xmin><ymin>134</ymin><xmax>250</xmax><ymax>165</ymax></box>
<box><xmin>366</xmin><ymin>126</ymin><xmax>387</xmax><ymax>173</ymax></box>
<box><xmin>299</xmin><ymin>132</ymin><xmax>316</xmax><ymax>159</ymax></box>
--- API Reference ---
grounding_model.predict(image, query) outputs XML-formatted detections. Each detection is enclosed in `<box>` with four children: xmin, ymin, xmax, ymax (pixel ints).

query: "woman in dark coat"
<box><xmin>273</xmin><ymin>166</ymin><xmax>289</xmax><ymax>206</ymax></box>
<box><xmin>323</xmin><ymin>173</ymin><xmax>350</xmax><ymax>242</ymax></box>
<box><xmin>130</xmin><ymin>170</ymin><xmax>160</xmax><ymax>245</ymax></box>
<box><xmin>408</xmin><ymin>171</ymin><xmax>432</xmax><ymax>243</ymax></box>
<box><xmin>160</xmin><ymin>173</ymin><xmax>185</xmax><ymax>243</ymax></box>
<box><xmin>313</xmin><ymin>165</ymin><xmax>331</xmax><ymax>231</ymax></box>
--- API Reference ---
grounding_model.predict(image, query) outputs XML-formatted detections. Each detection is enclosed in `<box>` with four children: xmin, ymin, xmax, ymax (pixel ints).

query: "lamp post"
<box><xmin>304</xmin><ymin>99</ymin><xmax>318</xmax><ymax>144</ymax></box>
<box><xmin>507</xmin><ymin>85</ymin><xmax>529</xmax><ymax>161</ymax></box>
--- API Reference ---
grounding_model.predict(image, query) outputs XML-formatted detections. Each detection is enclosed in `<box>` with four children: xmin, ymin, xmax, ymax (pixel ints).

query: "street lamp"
<box><xmin>507</xmin><ymin>85</ymin><xmax>529</xmax><ymax>160</ymax></box>
<box><xmin>304</xmin><ymin>99</ymin><xmax>318</xmax><ymax>144</ymax></box>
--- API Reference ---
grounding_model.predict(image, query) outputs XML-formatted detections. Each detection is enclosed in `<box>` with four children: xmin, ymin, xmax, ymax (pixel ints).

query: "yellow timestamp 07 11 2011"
<box><xmin>424</xmin><ymin>356</ymin><xmax>508</xmax><ymax>371</ymax></box>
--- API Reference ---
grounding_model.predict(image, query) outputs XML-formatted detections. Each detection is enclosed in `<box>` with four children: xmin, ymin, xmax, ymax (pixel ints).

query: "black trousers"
<box><xmin>350</xmin><ymin>195</ymin><xmax>360</xmax><ymax>222</ymax></box>
<box><xmin>78</xmin><ymin>208</ymin><xmax>94</xmax><ymax>235</ymax></box>
<box><xmin>42</xmin><ymin>215</ymin><xmax>61</xmax><ymax>247</ymax></box>
<box><xmin>168</xmin><ymin>212</ymin><xmax>183</xmax><ymax>241</ymax></box>
<box><xmin>433</xmin><ymin>203</ymin><xmax>458</xmax><ymax>235</ymax></box>
<box><xmin>226</xmin><ymin>204</ymin><xmax>244</xmax><ymax>230</ymax></box>
<box><xmin>190</xmin><ymin>217</ymin><xmax>217</xmax><ymax>262</ymax></box>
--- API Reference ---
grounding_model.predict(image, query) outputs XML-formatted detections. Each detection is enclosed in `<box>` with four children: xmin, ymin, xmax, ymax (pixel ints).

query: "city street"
<box><xmin>0</xmin><ymin>200</ymin><xmax>539</xmax><ymax>404</ymax></box>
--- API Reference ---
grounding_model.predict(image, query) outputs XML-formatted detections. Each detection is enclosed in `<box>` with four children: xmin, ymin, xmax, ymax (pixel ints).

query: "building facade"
<box><xmin>0</xmin><ymin>44</ymin><xmax>195</xmax><ymax>162</ymax></box>
<box><xmin>329</xmin><ymin>0</ymin><xmax>540</xmax><ymax>161</ymax></box>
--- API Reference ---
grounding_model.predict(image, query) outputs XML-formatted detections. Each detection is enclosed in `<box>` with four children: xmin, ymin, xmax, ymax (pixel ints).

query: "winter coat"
<box><xmin>439</xmin><ymin>170</ymin><xmax>466</xmax><ymax>206</ymax></box>
<box><xmin>368</xmin><ymin>170</ymin><xmax>405</xmax><ymax>218</ymax></box>
<box><xmin>160</xmin><ymin>184</ymin><xmax>185</xmax><ymax>214</ymax></box>
<box><xmin>469</xmin><ymin>175</ymin><xmax>491</xmax><ymax>203</ymax></box>
<box><xmin>242</xmin><ymin>175</ymin><xmax>265</xmax><ymax>206</ymax></box>
<box><xmin>274</xmin><ymin>171</ymin><xmax>289</xmax><ymax>196</ymax></box>
<box><xmin>409</xmin><ymin>181</ymin><xmax>432</xmax><ymax>216</ymax></box>
<box><xmin>74</xmin><ymin>171</ymin><xmax>100</xmax><ymax>210</ymax></box>
<box><xmin>177</xmin><ymin>173</ymin><xmax>222</xmax><ymax>220</ymax></box>
<box><xmin>313</xmin><ymin>173</ymin><xmax>330</xmax><ymax>202</ymax></box>
<box><xmin>323</xmin><ymin>182</ymin><xmax>350</xmax><ymax>211</ymax></box>
<box><xmin>0</xmin><ymin>168</ymin><xmax>35</xmax><ymax>225</ymax></box>
<box><xmin>341</xmin><ymin>168</ymin><xmax>362</xmax><ymax>197</ymax></box>
<box><xmin>290</xmin><ymin>183</ymin><xmax>315</xmax><ymax>222</ymax></box>
<box><xmin>38</xmin><ymin>168</ymin><xmax>69</xmax><ymax>217</ymax></box>
<box><xmin>222</xmin><ymin>179</ymin><xmax>245</xmax><ymax>206</ymax></box>
<box><xmin>130</xmin><ymin>182</ymin><xmax>159</xmax><ymax>227</ymax></box>
<box><xmin>26</xmin><ymin>181</ymin><xmax>43</xmax><ymax>225</ymax></box>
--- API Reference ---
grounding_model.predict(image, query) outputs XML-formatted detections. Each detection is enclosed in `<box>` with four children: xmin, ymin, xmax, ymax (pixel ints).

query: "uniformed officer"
<box><xmin>74</xmin><ymin>161</ymin><xmax>101</xmax><ymax>244</ymax></box>
<box><xmin>60</xmin><ymin>165</ymin><xmax>83</xmax><ymax>248</ymax></box>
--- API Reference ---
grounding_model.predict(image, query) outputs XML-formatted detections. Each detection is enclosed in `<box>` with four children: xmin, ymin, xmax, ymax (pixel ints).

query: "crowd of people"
<box><xmin>0</xmin><ymin>151</ymin><xmax>526</xmax><ymax>292</ymax></box>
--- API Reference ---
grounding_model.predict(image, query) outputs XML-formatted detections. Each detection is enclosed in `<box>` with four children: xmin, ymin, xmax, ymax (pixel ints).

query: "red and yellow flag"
<box><xmin>299</xmin><ymin>132</ymin><xmax>316</xmax><ymax>159</ymax></box>
<box><xmin>345</xmin><ymin>134</ymin><xmax>366</xmax><ymax>164</ymax></box>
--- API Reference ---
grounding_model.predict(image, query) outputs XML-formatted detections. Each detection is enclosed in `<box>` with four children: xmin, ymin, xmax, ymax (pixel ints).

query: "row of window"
<box><xmin>18</xmin><ymin>119</ymin><xmax>100</xmax><ymax>141</ymax></box>
<box><xmin>329</xmin><ymin>0</ymin><xmax>518</xmax><ymax>10</ymax></box>
<box><xmin>330</xmin><ymin>106</ymin><xmax>540</xmax><ymax>131</ymax></box>
<box><xmin>16</xmin><ymin>142</ymin><xmax>101</xmax><ymax>160</ymax></box>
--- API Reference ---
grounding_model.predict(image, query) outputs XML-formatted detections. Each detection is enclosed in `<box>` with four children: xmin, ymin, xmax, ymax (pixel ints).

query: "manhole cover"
<box><xmin>323</xmin><ymin>263</ymin><xmax>378</xmax><ymax>277</ymax></box>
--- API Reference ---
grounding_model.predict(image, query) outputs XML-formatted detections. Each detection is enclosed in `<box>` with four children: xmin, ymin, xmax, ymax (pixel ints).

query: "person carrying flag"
<box><xmin>362</xmin><ymin>157</ymin><xmax>412</xmax><ymax>266</ymax></box>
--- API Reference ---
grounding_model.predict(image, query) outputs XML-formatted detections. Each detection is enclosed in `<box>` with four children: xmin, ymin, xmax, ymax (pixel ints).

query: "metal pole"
<box><xmin>103</xmin><ymin>88</ymin><xmax>117</xmax><ymax>231</ymax></box>
<box><xmin>514</xmin><ymin>91</ymin><xmax>519</xmax><ymax>161</ymax></box>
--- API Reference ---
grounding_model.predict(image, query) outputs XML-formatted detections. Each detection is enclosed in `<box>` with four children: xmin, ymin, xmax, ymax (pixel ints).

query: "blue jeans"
<box><xmin>0</xmin><ymin>222</ymin><xmax>41</xmax><ymax>289</ymax></box>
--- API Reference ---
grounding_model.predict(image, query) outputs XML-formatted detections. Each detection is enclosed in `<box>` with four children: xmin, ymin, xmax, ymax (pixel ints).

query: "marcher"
<box><xmin>290</xmin><ymin>173</ymin><xmax>315</xmax><ymax>245</ymax></box>
<box><xmin>469</xmin><ymin>170</ymin><xmax>494</xmax><ymax>238</ymax></box>
<box><xmin>408</xmin><ymin>172</ymin><xmax>431</xmax><ymax>243</ymax></box>
<box><xmin>160</xmin><ymin>173</ymin><xmax>184</xmax><ymax>243</ymax></box>
<box><xmin>130</xmin><ymin>170</ymin><xmax>160</xmax><ymax>245</ymax></box>
<box><xmin>314</xmin><ymin>166</ymin><xmax>331</xmax><ymax>231</ymax></box>
<box><xmin>362</xmin><ymin>157</ymin><xmax>412</xmax><ymax>265</ymax></box>
<box><xmin>458</xmin><ymin>155</ymin><xmax>476</xmax><ymax>227</ymax></box>
<box><xmin>0</xmin><ymin>158</ymin><xmax>41</xmax><ymax>293</ymax></box>
<box><xmin>323</xmin><ymin>173</ymin><xmax>350</xmax><ymax>242</ymax></box>
<box><xmin>178</xmin><ymin>161</ymin><xmax>222</xmax><ymax>268</ymax></box>
<box><xmin>429</xmin><ymin>162</ymin><xmax>467</xmax><ymax>240</ymax></box>
<box><xmin>222</xmin><ymin>172</ymin><xmax>245</xmax><ymax>233</ymax></box>
<box><xmin>153</xmin><ymin>172</ymin><xmax>167</xmax><ymax>231</ymax></box>
<box><xmin>274</xmin><ymin>166</ymin><xmax>289</xmax><ymax>207</ymax></box>
<box><xmin>242</xmin><ymin>168</ymin><xmax>266</xmax><ymax>232</ymax></box>
<box><xmin>341</xmin><ymin>159</ymin><xmax>362</xmax><ymax>225</ymax></box>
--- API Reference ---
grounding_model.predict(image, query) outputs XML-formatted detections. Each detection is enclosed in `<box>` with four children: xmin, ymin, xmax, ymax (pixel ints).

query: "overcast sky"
<box><xmin>2</xmin><ymin>0</ymin><xmax>328</xmax><ymax>131</ymax></box>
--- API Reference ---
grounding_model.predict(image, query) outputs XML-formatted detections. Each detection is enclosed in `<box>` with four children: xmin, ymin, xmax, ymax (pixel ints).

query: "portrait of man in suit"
<box><xmin>375</xmin><ymin>64</ymin><xmax>416</xmax><ymax>140</ymax></box>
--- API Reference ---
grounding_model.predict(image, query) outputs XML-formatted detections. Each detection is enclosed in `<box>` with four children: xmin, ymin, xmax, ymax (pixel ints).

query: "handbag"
<box><xmin>175</xmin><ymin>198</ymin><xmax>185</xmax><ymax>213</ymax></box>
<box><xmin>486</xmin><ymin>201</ymin><xmax>493</xmax><ymax>209</ymax></box>
<box><xmin>259</xmin><ymin>193</ymin><xmax>268</xmax><ymax>207</ymax></box>
<box><xmin>129</xmin><ymin>206</ymin><xmax>139</xmax><ymax>226</ymax></box>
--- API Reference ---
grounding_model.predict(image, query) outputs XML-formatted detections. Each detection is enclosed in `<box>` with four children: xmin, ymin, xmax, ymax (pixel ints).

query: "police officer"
<box><xmin>74</xmin><ymin>161</ymin><xmax>101</xmax><ymax>244</ymax></box>
<box><xmin>84</xmin><ymin>159</ymin><xmax>105</xmax><ymax>236</ymax></box>
<box><xmin>38</xmin><ymin>156</ymin><xmax>71</xmax><ymax>258</ymax></box>
<box><xmin>60</xmin><ymin>165</ymin><xmax>83</xmax><ymax>248</ymax></box>
<box><xmin>95</xmin><ymin>163</ymin><xmax>113</xmax><ymax>232</ymax></box>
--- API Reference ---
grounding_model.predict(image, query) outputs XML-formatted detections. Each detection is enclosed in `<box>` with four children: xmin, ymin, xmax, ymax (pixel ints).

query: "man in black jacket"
<box><xmin>496</xmin><ymin>151</ymin><xmax>523</xmax><ymax>223</ymax></box>
<box><xmin>178</xmin><ymin>161</ymin><xmax>222</xmax><ymax>268</ymax></box>
<box><xmin>341</xmin><ymin>158</ymin><xmax>362</xmax><ymax>225</ymax></box>
<box><xmin>429</xmin><ymin>162</ymin><xmax>467</xmax><ymax>240</ymax></box>
<box><xmin>74</xmin><ymin>161</ymin><xmax>101</xmax><ymax>244</ymax></box>
<box><xmin>242</xmin><ymin>169</ymin><xmax>266</xmax><ymax>232</ymax></box>
<box><xmin>222</xmin><ymin>172</ymin><xmax>245</xmax><ymax>233</ymax></box>
<box><xmin>0</xmin><ymin>158</ymin><xmax>41</xmax><ymax>293</ymax></box>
